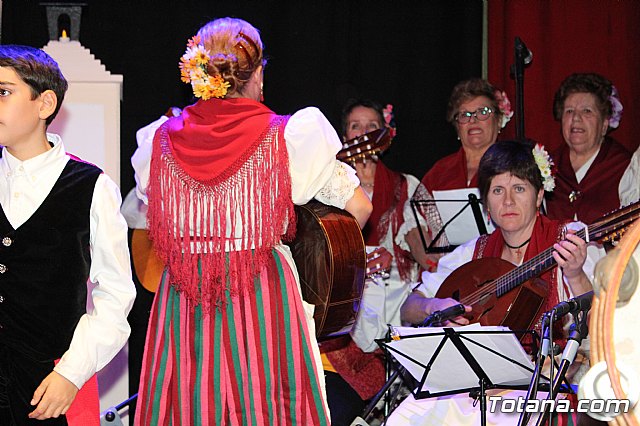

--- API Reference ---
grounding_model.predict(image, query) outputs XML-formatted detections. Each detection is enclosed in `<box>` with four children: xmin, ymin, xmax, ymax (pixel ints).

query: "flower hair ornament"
<box><xmin>608</xmin><ymin>85</ymin><xmax>623</xmax><ymax>129</ymax></box>
<box><xmin>532</xmin><ymin>144</ymin><xmax>555</xmax><ymax>192</ymax></box>
<box><xmin>179</xmin><ymin>35</ymin><xmax>230</xmax><ymax>100</ymax></box>
<box><xmin>383</xmin><ymin>103</ymin><xmax>397</xmax><ymax>138</ymax></box>
<box><xmin>494</xmin><ymin>90</ymin><xmax>514</xmax><ymax>129</ymax></box>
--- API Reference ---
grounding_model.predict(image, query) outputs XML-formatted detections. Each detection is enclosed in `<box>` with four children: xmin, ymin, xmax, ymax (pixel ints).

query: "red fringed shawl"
<box><xmin>363</xmin><ymin>162</ymin><xmax>414</xmax><ymax>281</ymax></box>
<box><xmin>147</xmin><ymin>98</ymin><xmax>295</xmax><ymax>310</ymax></box>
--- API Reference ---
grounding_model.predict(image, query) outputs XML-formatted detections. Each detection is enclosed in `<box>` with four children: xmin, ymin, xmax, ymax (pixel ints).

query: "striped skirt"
<box><xmin>134</xmin><ymin>249</ymin><xmax>330</xmax><ymax>425</ymax></box>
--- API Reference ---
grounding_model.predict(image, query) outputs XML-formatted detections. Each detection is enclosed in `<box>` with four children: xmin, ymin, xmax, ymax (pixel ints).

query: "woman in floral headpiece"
<box><xmin>393</xmin><ymin>140</ymin><xmax>605</xmax><ymax>426</ymax></box>
<box><xmin>546</xmin><ymin>73</ymin><xmax>631</xmax><ymax>224</ymax></box>
<box><xmin>131</xmin><ymin>17</ymin><xmax>372</xmax><ymax>425</ymax></box>
<box><xmin>402</xmin><ymin>78</ymin><xmax>513</xmax><ymax>272</ymax></box>
<box><xmin>320</xmin><ymin>99</ymin><xmax>421</xmax><ymax>425</ymax></box>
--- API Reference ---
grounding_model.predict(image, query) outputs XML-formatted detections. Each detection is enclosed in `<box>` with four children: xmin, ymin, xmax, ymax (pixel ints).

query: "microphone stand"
<box><xmin>512</xmin><ymin>36</ymin><xmax>529</xmax><ymax>141</ymax></box>
<box><xmin>517</xmin><ymin>313</ymin><xmax>553</xmax><ymax>426</ymax></box>
<box><xmin>533</xmin><ymin>309</ymin><xmax>589</xmax><ymax>426</ymax></box>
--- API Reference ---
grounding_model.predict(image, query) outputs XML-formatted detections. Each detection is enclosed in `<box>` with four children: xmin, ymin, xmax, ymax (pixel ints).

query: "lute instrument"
<box><xmin>435</xmin><ymin>200</ymin><xmax>640</xmax><ymax>332</ymax></box>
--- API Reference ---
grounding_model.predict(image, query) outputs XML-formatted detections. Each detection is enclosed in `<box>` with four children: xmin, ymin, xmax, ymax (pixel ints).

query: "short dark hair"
<box><xmin>341</xmin><ymin>98</ymin><xmax>385</xmax><ymax>137</ymax></box>
<box><xmin>553</xmin><ymin>73</ymin><xmax>613</xmax><ymax>121</ymax></box>
<box><xmin>478</xmin><ymin>140</ymin><xmax>543</xmax><ymax>204</ymax></box>
<box><xmin>0</xmin><ymin>45</ymin><xmax>68</xmax><ymax>125</ymax></box>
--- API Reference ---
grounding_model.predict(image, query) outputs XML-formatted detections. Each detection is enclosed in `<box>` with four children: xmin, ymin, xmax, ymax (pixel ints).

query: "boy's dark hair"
<box><xmin>0</xmin><ymin>45</ymin><xmax>68</xmax><ymax>125</ymax></box>
<box><xmin>478</xmin><ymin>140</ymin><xmax>543</xmax><ymax>204</ymax></box>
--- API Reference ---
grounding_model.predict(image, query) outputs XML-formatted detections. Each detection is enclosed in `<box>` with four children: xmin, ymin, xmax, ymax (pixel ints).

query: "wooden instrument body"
<box><xmin>131</xmin><ymin>228</ymin><xmax>164</xmax><ymax>293</ymax></box>
<box><xmin>286</xmin><ymin>201</ymin><xmax>366</xmax><ymax>339</ymax></box>
<box><xmin>434</xmin><ymin>200</ymin><xmax>640</xmax><ymax>332</ymax></box>
<box><xmin>435</xmin><ymin>257</ymin><xmax>547</xmax><ymax>332</ymax></box>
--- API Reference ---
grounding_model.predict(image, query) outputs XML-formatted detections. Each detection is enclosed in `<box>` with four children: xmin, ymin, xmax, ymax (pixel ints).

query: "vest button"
<box><xmin>0</xmin><ymin>295</ymin><xmax>4</xmax><ymax>303</ymax></box>
<box><xmin>2</xmin><ymin>237</ymin><xmax>11</xmax><ymax>247</ymax></box>
<box><xmin>0</xmin><ymin>264</ymin><xmax>6</xmax><ymax>274</ymax></box>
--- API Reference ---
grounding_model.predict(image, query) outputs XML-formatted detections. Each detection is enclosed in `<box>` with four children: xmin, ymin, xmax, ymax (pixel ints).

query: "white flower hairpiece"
<box><xmin>495</xmin><ymin>90</ymin><xmax>514</xmax><ymax>129</ymax></box>
<box><xmin>608</xmin><ymin>85</ymin><xmax>623</xmax><ymax>129</ymax></box>
<box><xmin>532</xmin><ymin>144</ymin><xmax>555</xmax><ymax>192</ymax></box>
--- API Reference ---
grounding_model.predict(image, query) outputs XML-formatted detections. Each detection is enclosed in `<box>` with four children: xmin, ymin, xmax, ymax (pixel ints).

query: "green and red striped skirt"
<box><xmin>135</xmin><ymin>249</ymin><xmax>329</xmax><ymax>425</ymax></box>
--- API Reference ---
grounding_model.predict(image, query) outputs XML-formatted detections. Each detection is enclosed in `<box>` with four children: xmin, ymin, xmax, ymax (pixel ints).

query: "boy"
<box><xmin>0</xmin><ymin>45</ymin><xmax>136</xmax><ymax>425</ymax></box>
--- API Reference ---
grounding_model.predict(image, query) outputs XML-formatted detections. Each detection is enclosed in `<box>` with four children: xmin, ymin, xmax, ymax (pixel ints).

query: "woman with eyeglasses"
<box><xmin>390</xmin><ymin>140</ymin><xmax>604</xmax><ymax>426</ymax></box>
<box><xmin>546</xmin><ymin>73</ymin><xmax>631</xmax><ymax>224</ymax></box>
<box><xmin>403</xmin><ymin>78</ymin><xmax>512</xmax><ymax>271</ymax></box>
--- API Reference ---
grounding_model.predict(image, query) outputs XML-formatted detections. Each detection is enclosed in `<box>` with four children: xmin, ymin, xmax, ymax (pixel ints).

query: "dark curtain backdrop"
<box><xmin>488</xmin><ymin>0</ymin><xmax>640</xmax><ymax>155</ymax></box>
<box><xmin>1</xmin><ymin>0</ymin><xmax>483</xmax><ymax>194</ymax></box>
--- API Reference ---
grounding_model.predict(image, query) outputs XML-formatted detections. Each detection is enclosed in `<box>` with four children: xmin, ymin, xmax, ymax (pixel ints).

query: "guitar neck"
<box><xmin>493</xmin><ymin>200</ymin><xmax>640</xmax><ymax>298</ymax></box>
<box><xmin>494</xmin><ymin>227</ymin><xmax>587</xmax><ymax>296</ymax></box>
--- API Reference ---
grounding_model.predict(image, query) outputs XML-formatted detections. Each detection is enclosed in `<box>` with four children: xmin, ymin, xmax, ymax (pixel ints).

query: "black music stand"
<box><xmin>410</xmin><ymin>192</ymin><xmax>489</xmax><ymax>253</ymax></box>
<box><xmin>379</xmin><ymin>327</ymin><xmax>564</xmax><ymax>426</ymax></box>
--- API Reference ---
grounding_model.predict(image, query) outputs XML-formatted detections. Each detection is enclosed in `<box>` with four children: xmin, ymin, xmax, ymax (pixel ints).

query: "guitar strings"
<box><xmin>459</xmin><ymin>227</ymin><xmax>590</xmax><ymax>307</ymax></box>
<box><xmin>458</xmin><ymin>205</ymin><xmax>640</xmax><ymax>309</ymax></box>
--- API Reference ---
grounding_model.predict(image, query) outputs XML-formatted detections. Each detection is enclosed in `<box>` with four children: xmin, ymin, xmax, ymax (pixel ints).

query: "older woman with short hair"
<box><xmin>403</xmin><ymin>78</ymin><xmax>512</xmax><ymax>270</ymax></box>
<box><xmin>546</xmin><ymin>73</ymin><xmax>631</xmax><ymax>224</ymax></box>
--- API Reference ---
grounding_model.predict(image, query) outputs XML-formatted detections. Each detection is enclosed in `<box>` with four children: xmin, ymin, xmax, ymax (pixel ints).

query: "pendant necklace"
<box><xmin>505</xmin><ymin>237</ymin><xmax>531</xmax><ymax>258</ymax></box>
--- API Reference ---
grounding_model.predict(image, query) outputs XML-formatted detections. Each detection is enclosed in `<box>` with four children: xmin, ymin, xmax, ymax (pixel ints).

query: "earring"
<box><xmin>457</xmin><ymin>135</ymin><xmax>461</xmax><ymax>141</ymax></box>
<box><xmin>260</xmin><ymin>82</ymin><xmax>264</xmax><ymax>102</ymax></box>
<box><xmin>486</xmin><ymin>211</ymin><xmax>491</xmax><ymax>225</ymax></box>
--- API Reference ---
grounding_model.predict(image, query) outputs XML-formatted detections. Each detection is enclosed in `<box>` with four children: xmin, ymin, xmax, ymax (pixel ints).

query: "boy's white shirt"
<box><xmin>0</xmin><ymin>133</ymin><xmax>136</xmax><ymax>389</ymax></box>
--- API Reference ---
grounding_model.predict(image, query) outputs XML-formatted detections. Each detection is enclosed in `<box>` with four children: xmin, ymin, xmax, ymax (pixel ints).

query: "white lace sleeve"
<box><xmin>314</xmin><ymin>160</ymin><xmax>359</xmax><ymax>209</ymax></box>
<box><xmin>285</xmin><ymin>107</ymin><xmax>348</xmax><ymax>205</ymax></box>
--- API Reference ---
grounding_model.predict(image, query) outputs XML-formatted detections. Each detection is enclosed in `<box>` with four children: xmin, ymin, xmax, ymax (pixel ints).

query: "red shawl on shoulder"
<box><xmin>147</xmin><ymin>98</ymin><xmax>295</xmax><ymax>310</ymax></box>
<box><xmin>546</xmin><ymin>138</ymin><xmax>631</xmax><ymax>224</ymax></box>
<box><xmin>421</xmin><ymin>147</ymin><xmax>478</xmax><ymax>191</ymax></box>
<box><xmin>473</xmin><ymin>215</ymin><xmax>570</xmax><ymax>332</ymax></box>
<box><xmin>364</xmin><ymin>161</ymin><xmax>414</xmax><ymax>281</ymax></box>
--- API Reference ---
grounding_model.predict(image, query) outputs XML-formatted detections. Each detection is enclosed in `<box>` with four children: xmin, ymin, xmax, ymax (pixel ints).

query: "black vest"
<box><xmin>0</xmin><ymin>158</ymin><xmax>101</xmax><ymax>362</ymax></box>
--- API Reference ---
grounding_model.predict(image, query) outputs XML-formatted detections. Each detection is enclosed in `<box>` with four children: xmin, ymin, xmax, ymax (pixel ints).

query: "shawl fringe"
<box><xmin>147</xmin><ymin>116</ymin><xmax>295</xmax><ymax>311</ymax></box>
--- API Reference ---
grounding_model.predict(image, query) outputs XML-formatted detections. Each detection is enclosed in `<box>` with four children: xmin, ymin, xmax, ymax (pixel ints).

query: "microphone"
<box><xmin>551</xmin><ymin>291</ymin><xmax>594</xmax><ymax>318</ymax></box>
<box><xmin>515</xmin><ymin>37</ymin><xmax>533</xmax><ymax>65</ymax></box>
<box><xmin>419</xmin><ymin>303</ymin><xmax>465</xmax><ymax>327</ymax></box>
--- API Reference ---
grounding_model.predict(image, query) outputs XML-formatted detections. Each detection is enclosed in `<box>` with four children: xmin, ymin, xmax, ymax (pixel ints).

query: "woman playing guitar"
<box><xmin>393</xmin><ymin>140</ymin><xmax>607</xmax><ymax>425</ymax></box>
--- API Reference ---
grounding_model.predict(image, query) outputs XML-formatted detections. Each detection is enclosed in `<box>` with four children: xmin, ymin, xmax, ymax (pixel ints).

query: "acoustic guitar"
<box><xmin>132</xmin><ymin>201</ymin><xmax>367</xmax><ymax>341</ymax></box>
<box><xmin>286</xmin><ymin>200</ymin><xmax>367</xmax><ymax>339</ymax></box>
<box><xmin>336</xmin><ymin>127</ymin><xmax>393</xmax><ymax>164</ymax></box>
<box><xmin>131</xmin><ymin>228</ymin><xmax>165</xmax><ymax>293</ymax></box>
<box><xmin>435</xmin><ymin>200</ymin><xmax>640</xmax><ymax>332</ymax></box>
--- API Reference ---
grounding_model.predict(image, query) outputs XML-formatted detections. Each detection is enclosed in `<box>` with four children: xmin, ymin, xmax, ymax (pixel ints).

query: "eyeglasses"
<box><xmin>455</xmin><ymin>106</ymin><xmax>494</xmax><ymax>124</ymax></box>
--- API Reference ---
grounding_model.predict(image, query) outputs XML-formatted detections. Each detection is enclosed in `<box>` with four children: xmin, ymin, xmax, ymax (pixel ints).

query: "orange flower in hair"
<box><xmin>179</xmin><ymin>35</ymin><xmax>230</xmax><ymax>99</ymax></box>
